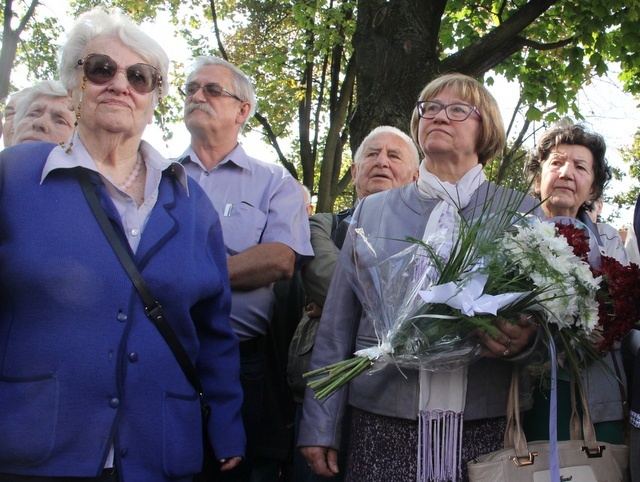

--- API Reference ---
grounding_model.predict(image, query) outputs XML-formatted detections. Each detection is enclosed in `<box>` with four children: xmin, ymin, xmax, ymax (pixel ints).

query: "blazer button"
<box><xmin>109</xmin><ymin>397</ymin><xmax>120</xmax><ymax>408</ymax></box>
<box><xmin>128</xmin><ymin>352</ymin><xmax>139</xmax><ymax>362</ymax></box>
<box><xmin>116</xmin><ymin>312</ymin><xmax>128</xmax><ymax>322</ymax></box>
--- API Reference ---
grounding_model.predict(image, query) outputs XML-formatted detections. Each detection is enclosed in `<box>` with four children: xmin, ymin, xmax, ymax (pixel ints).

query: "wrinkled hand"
<box><xmin>219</xmin><ymin>456</ymin><xmax>242</xmax><ymax>471</ymax></box>
<box><xmin>301</xmin><ymin>446</ymin><xmax>339</xmax><ymax>477</ymax></box>
<box><xmin>477</xmin><ymin>314</ymin><xmax>538</xmax><ymax>358</ymax></box>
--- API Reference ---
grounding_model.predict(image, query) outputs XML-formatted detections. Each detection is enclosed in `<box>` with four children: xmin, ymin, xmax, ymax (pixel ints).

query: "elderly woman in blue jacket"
<box><xmin>0</xmin><ymin>7</ymin><xmax>244</xmax><ymax>482</ymax></box>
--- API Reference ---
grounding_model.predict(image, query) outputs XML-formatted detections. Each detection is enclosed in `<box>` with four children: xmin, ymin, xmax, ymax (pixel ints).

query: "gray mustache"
<box><xmin>185</xmin><ymin>103</ymin><xmax>216</xmax><ymax>116</ymax></box>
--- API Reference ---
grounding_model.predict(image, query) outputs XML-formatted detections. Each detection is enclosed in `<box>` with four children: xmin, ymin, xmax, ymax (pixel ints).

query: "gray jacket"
<box><xmin>581</xmin><ymin>222</ymin><xmax>629</xmax><ymax>423</ymax></box>
<box><xmin>299</xmin><ymin>181</ymin><xmax>541</xmax><ymax>449</ymax></box>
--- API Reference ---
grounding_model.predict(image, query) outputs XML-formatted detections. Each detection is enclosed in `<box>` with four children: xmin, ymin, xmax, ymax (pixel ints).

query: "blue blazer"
<box><xmin>0</xmin><ymin>142</ymin><xmax>245</xmax><ymax>481</ymax></box>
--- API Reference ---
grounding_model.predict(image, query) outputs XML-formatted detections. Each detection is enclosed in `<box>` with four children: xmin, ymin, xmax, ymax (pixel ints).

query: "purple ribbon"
<box><xmin>549</xmin><ymin>337</ymin><xmax>560</xmax><ymax>479</ymax></box>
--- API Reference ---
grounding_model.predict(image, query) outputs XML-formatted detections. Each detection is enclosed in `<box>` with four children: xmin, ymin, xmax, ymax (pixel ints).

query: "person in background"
<box><xmin>11</xmin><ymin>80</ymin><xmax>75</xmax><ymax>146</ymax></box>
<box><xmin>299</xmin><ymin>73</ymin><xmax>539</xmax><ymax>482</ymax></box>
<box><xmin>288</xmin><ymin>125</ymin><xmax>419</xmax><ymax>482</ymax></box>
<box><xmin>0</xmin><ymin>8</ymin><xmax>244</xmax><ymax>481</ymax></box>
<box><xmin>523</xmin><ymin>120</ymin><xmax>628</xmax><ymax>444</ymax></box>
<box><xmin>2</xmin><ymin>87</ymin><xmax>32</xmax><ymax>147</ymax></box>
<box><xmin>586</xmin><ymin>196</ymin><xmax>628</xmax><ymax>259</ymax></box>
<box><xmin>300</xmin><ymin>182</ymin><xmax>314</xmax><ymax>216</ymax></box>
<box><xmin>180</xmin><ymin>56</ymin><xmax>313</xmax><ymax>481</ymax></box>
<box><xmin>625</xmin><ymin>198</ymin><xmax>640</xmax><ymax>265</ymax></box>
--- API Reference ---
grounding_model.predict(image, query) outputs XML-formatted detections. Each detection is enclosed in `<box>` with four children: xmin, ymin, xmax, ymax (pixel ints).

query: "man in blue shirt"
<box><xmin>180</xmin><ymin>56</ymin><xmax>313</xmax><ymax>481</ymax></box>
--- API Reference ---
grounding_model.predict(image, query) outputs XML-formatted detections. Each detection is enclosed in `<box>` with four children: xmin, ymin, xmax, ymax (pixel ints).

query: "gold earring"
<box><xmin>157</xmin><ymin>76</ymin><xmax>163</xmax><ymax>104</ymax></box>
<box><xmin>60</xmin><ymin>77</ymin><xmax>86</xmax><ymax>154</ymax></box>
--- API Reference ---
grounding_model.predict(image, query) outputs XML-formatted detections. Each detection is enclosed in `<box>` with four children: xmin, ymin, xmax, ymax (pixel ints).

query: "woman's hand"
<box><xmin>301</xmin><ymin>446</ymin><xmax>340</xmax><ymax>477</ymax></box>
<box><xmin>219</xmin><ymin>456</ymin><xmax>242</xmax><ymax>471</ymax></box>
<box><xmin>477</xmin><ymin>314</ymin><xmax>538</xmax><ymax>358</ymax></box>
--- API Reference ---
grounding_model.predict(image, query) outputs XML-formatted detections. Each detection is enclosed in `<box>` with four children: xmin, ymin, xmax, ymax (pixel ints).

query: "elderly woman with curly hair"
<box><xmin>0</xmin><ymin>8</ymin><xmax>244</xmax><ymax>482</ymax></box>
<box><xmin>522</xmin><ymin>120</ymin><xmax>629</xmax><ymax>445</ymax></box>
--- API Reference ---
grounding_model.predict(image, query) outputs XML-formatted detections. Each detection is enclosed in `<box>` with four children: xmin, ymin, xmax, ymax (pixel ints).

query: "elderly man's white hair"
<box><xmin>14</xmin><ymin>80</ymin><xmax>68</xmax><ymax>125</ymax></box>
<box><xmin>186</xmin><ymin>56</ymin><xmax>257</xmax><ymax>121</ymax></box>
<box><xmin>353</xmin><ymin>125</ymin><xmax>420</xmax><ymax>167</ymax></box>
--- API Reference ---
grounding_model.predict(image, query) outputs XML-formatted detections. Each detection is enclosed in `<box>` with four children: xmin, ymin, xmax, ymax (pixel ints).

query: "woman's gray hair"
<box><xmin>58</xmin><ymin>7</ymin><xmax>169</xmax><ymax>102</ymax></box>
<box><xmin>14</xmin><ymin>81</ymin><xmax>68</xmax><ymax>124</ymax></box>
<box><xmin>186</xmin><ymin>56</ymin><xmax>256</xmax><ymax>120</ymax></box>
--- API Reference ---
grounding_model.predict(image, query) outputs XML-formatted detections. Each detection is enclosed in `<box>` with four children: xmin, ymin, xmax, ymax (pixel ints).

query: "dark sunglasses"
<box><xmin>78</xmin><ymin>53</ymin><xmax>161</xmax><ymax>94</ymax></box>
<box><xmin>183</xmin><ymin>82</ymin><xmax>244</xmax><ymax>102</ymax></box>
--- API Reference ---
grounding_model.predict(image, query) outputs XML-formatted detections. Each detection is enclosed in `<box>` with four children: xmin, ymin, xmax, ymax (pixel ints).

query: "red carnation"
<box><xmin>555</xmin><ymin>222</ymin><xmax>590</xmax><ymax>261</ymax></box>
<box><xmin>593</xmin><ymin>257</ymin><xmax>640</xmax><ymax>351</ymax></box>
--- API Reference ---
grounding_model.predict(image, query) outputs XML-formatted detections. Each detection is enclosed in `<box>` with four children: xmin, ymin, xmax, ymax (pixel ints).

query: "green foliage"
<box><xmin>611</xmin><ymin>128</ymin><xmax>640</xmax><ymax>211</ymax></box>
<box><xmin>15</xmin><ymin>16</ymin><xmax>62</xmax><ymax>83</ymax></box>
<box><xmin>5</xmin><ymin>0</ymin><xmax>640</xmax><ymax>213</ymax></box>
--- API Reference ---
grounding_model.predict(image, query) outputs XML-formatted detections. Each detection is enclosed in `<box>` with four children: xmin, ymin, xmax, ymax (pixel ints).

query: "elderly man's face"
<box><xmin>351</xmin><ymin>132</ymin><xmax>419</xmax><ymax>199</ymax></box>
<box><xmin>11</xmin><ymin>96</ymin><xmax>75</xmax><ymax>145</ymax></box>
<box><xmin>183</xmin><ymin>64</ymin><xmax>247</xmax><ymax>138</ymax></box>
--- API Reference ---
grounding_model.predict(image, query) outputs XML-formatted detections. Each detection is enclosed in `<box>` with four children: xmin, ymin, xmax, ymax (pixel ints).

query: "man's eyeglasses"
<box><xmin>78</xmin><ymin>53</ymin><xmax>161</xmax><ymax>94</ymax></box>
<box><xmin>183</xmin><ymin>82</ymin><xmax>244</xmax><ymax>102</ymax></box>
<box><xmin>416</xmin><ymin>100</ymin><xmax>482</xmax><ymax>122</ymax></box>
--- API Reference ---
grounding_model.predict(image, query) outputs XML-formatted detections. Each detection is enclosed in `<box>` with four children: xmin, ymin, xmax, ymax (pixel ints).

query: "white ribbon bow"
<box><xmin>419</xmin><ymin>272</ymin><xmax>528</xmax><ymax>317</ymax></box>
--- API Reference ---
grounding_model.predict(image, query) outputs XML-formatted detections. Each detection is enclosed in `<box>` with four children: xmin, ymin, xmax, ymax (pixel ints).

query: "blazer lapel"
<box><xmin>135</xmin><ymin>172</ymin><xmax>179</xmax><ymax>268</ymax></box>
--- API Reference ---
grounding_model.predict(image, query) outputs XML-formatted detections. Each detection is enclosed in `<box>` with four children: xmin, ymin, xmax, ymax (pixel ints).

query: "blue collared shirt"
<box><xmin>181</xmin><ymin>143</ymin><xmax>313</xmax><ymax>339</ymax></box>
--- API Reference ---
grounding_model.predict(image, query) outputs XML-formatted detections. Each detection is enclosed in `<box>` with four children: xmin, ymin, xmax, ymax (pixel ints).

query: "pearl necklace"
<box><xmin>120</xmin><ymin>154</ymin><xmax>143</xmax><ymax>191</ymax></box>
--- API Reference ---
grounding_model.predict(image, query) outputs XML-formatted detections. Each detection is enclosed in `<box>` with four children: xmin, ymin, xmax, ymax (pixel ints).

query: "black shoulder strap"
<box><xmin>76</xmin><ymin>169</ymin><xmax>203</xmax><ymax>395</ymax></box>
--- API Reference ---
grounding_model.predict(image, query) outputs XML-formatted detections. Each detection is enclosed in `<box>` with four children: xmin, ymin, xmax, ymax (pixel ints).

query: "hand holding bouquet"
<box><xmin>305</xmin><ymin>211</ymin><xmax>615</xmax><ymax>400</ymax></box>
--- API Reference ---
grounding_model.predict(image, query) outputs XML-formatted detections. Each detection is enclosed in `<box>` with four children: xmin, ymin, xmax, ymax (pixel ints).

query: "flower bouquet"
<box><xmin>304</xmin><ymin>198</ymin><xmax>605</xmax><ymax>400</ymax></box>
<box><xmin>553</xmin><ymin>220</ymin><xmax>640</xmax><ymax>354</ymax></box>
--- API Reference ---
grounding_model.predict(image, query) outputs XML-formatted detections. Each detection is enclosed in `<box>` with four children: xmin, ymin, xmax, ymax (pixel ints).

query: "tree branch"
<box><xmin>254</xmin><ymin>112</ymin><xmax>298</xmax><ymax>179</ymax></box>
<box><xmin>441</xmin><ymin>0</ymin><xmax>560</xmax><ymax>76</ymax></box>
<box><xmin>209</xmin><ymin>0</ymin><xmax>228</xmax><ymax>60</ymax></box>
<box><xmin>16</xmin><ymin>0</ymin><xmax>38</xmax><ymax>36</ymax></box>
<box><xmin>520</xmin><ymin>37</ymin><xmax>575</xmax><ymax>50</ymax></box>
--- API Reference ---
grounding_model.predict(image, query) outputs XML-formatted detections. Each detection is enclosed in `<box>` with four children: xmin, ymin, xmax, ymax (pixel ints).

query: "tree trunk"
<box><xmin>350</xmin><ymin>0</ymin><xmax>447</xmax><ymax>154</ymax></box>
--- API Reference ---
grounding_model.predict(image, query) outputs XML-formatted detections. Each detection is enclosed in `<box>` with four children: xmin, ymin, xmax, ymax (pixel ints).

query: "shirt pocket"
<box><xmin>219</xmin><ymin>202</ymin><xmax>267</xmax><ymax>254</ymax></box>
<box><xmin>0</xmin><ymin>373</ymin><xmax>59</xmax><ymax>467</ymax></box>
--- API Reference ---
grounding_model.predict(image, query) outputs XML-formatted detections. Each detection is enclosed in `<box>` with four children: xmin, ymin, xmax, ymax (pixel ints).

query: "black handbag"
<box><xmin>77</xmin><ymin>169</ymin><xmax>216</xmax><ymax>481</ymax></box>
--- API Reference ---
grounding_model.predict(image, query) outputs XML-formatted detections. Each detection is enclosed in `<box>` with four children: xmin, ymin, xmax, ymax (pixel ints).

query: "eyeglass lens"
<box><xmin>82</xmin><ymin>54</ymin><xmax>159</xmax><ymax>94</ymax></box>
<box><xmin>185</xmin><ymin>83</ymin><xmax>244</xmax><ymax>102</ymax></box>
<box><xmin>185</xmin><ymin>83</ymin><xmax>227</xmax><ymax>98</ymax></box>
<box><xmin>418</xmin><ymin>101</ymin><xmax>475</xmax><ymax>121</ymax></box>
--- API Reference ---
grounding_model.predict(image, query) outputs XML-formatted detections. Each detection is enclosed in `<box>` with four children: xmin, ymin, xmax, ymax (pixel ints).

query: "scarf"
<box><xmin>415</xmin><ymin>162</ymin><xmax>486</xmax><ymax>482</ymax></box>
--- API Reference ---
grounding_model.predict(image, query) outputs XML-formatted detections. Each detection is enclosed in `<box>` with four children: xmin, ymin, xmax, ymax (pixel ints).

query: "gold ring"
<box><xmin>505</xmin><ymin>338</ymin><xmax>512</xmax><ymax>347</ymax></box>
